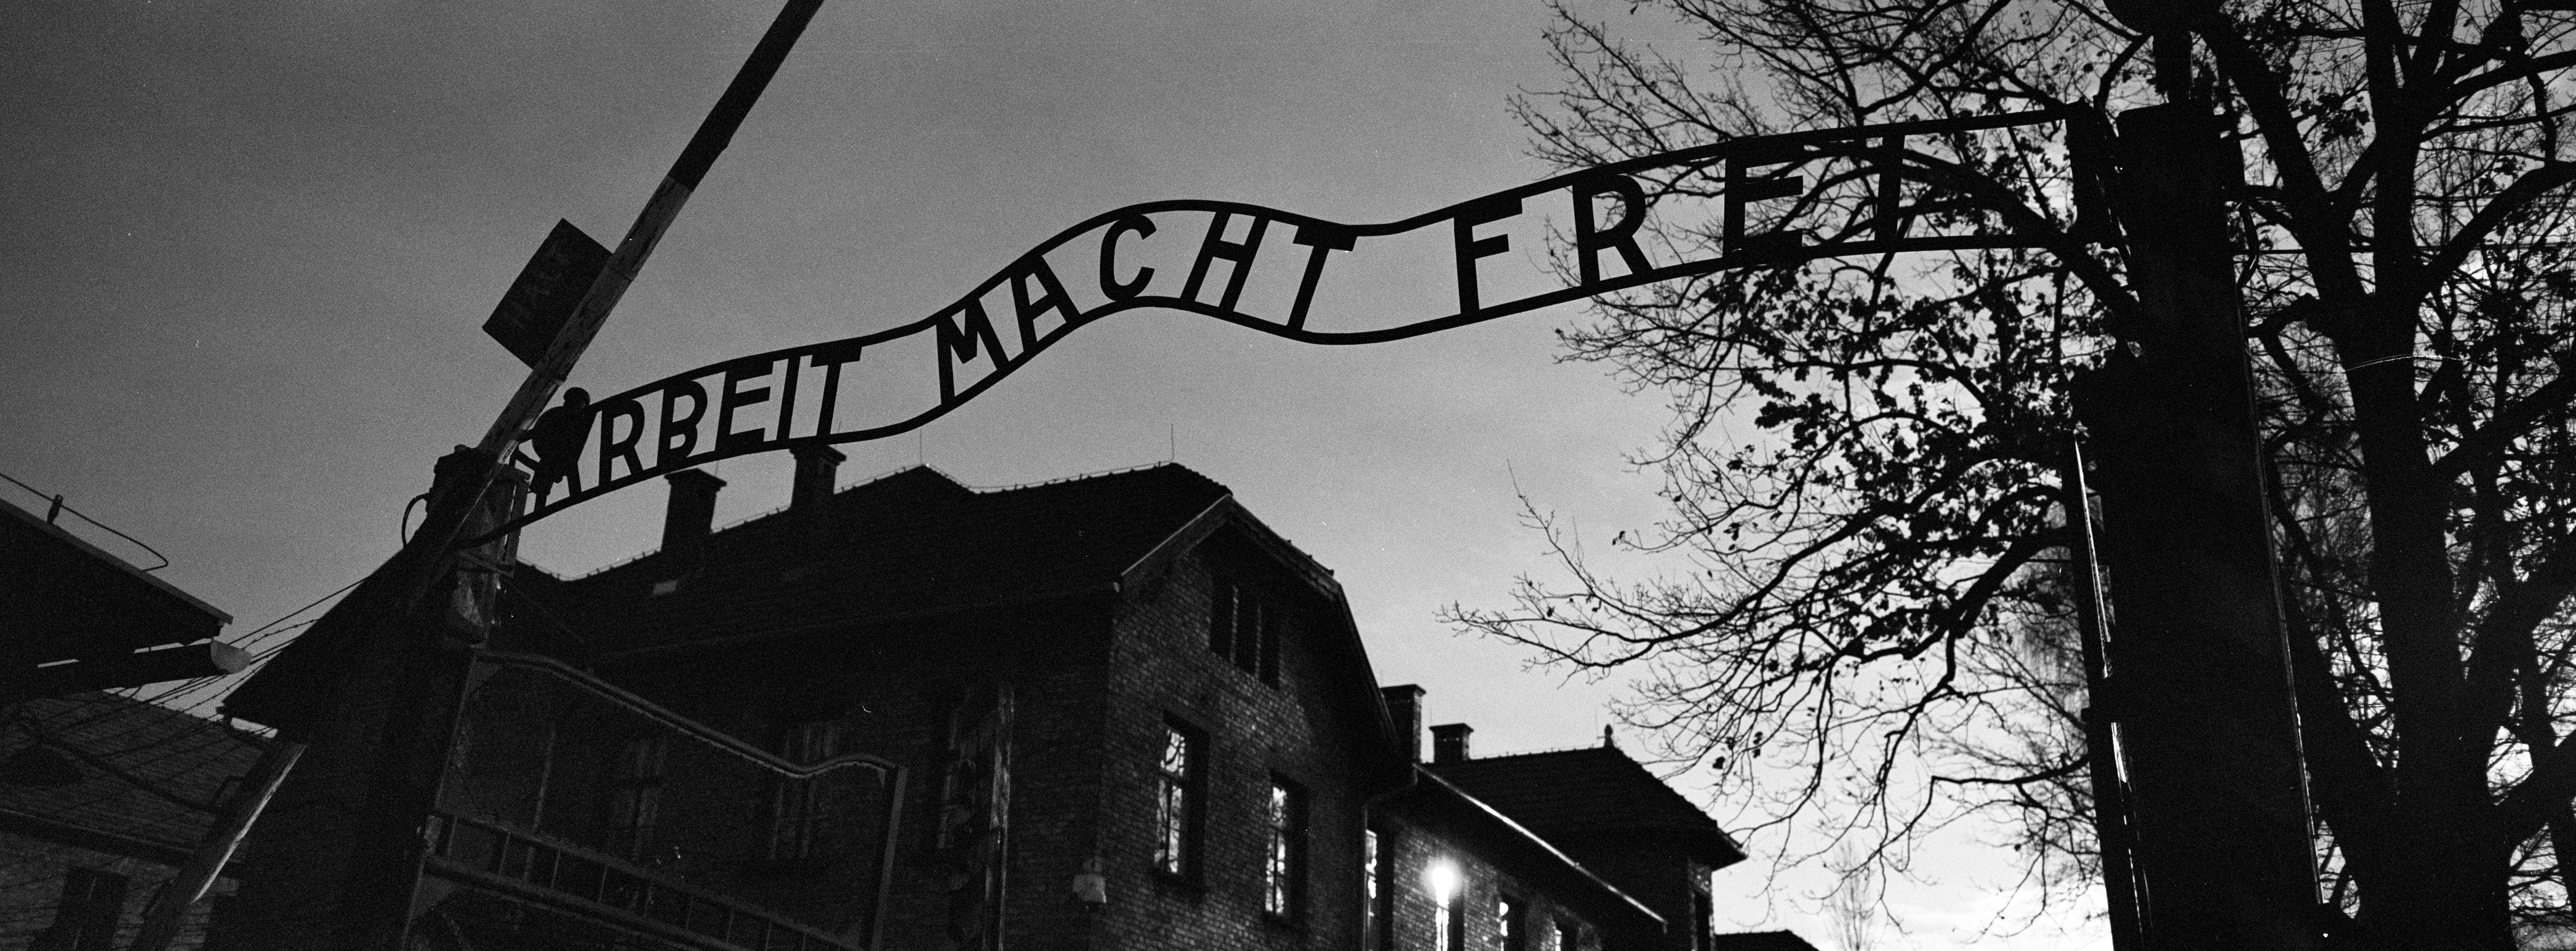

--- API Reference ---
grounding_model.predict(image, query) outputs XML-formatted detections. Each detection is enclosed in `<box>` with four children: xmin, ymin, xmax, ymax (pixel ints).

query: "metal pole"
<box><xmin>2075</xmin><ymin>101</ymin><xmax>2320</xmax><ymax>950</ymax></box>
<box><xmin>127</xmin><ymin>741</ymin><xmax>306</xmax><ymax>951</ymax></box>
<box><xmin>2067</xmin><ymin>439</ymin><xmax>2146</xmax><ymax>949</ymax></box>
<box><xmin>179</xmin><ymin>4</ymin><xmax>831</xmax><ymax>947</ymax></box>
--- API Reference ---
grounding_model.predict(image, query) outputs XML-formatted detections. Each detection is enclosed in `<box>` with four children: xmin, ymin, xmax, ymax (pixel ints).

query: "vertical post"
<box><xmin>2073</xmin><ymin>102</ymin><xmax>2319</xmax><ymax>950</ymax></box>
<box><xmin>2066</xmin><ymin>439</ymin><xmax>2146</xmax><ymax>949</ymax></box>
<box><xmin>204</xmin><ymin>3</ymin><xmax>831</xmax><ymax>948</ymax></box>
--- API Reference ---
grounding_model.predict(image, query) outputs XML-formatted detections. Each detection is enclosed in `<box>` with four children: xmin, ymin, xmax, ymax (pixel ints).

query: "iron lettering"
<box><xmin>477</xmin><ymin>110</ymin><xmax>2072</xmax><ymax>541</ymax></box>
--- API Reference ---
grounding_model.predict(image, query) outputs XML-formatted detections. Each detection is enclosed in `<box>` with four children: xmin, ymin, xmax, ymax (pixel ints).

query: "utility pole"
<box><xmin>2072</xmin><ymin>13</ymin><xmax>2322</xmax><ymax>950</ymax></box>
<box><xmin>163</xmin><ymin>4</ymin><xmax>832</xmax><ymax>949</ymax></box>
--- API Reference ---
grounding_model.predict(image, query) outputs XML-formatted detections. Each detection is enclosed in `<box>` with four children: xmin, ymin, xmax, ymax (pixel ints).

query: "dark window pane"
<box><xmin>1258</xmin><ymin>608</ymin><xmax>1284</xmax><ymax>685</ymax></box>
<box><xmin>1234</xmin><ymin>596</ymin><xmax>1261</xmax><ymax>673</ymax></box>
<box><xmin>1208</xmin><ymin>580</ymin><xmax>1236</xmax><ymax>657</ymax></box>
<box><xmin>35</xmin><ymin>867</ymin><xmax>127</xmax><ymax>951</ymax></box>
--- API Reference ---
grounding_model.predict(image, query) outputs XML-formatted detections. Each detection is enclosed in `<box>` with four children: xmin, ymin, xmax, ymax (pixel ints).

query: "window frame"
<box><xmin>1151</xmin><ymin>718</ymin><xmax>1206</xmax><ymax>882</ymax></box>
<box><xmin>1207</xmin><ymin>573</ymin><xmax>1286</xmax><ymax>687</ymax></box>
<box><xmin>1262</xmin><ymin>775</ymin><xmax>1309</xmax><ymax>919</ymax></box>
<box><xmin>765</xmin><ymin>720</ymin><xmax>838</xmax><ymax>861</ymax></box>
<box><xmin>1256</xmin><ymin>601</ymin><xmax>1284</xmax><ymax>685</ymax></box>
<box><xmin>1499</xmin><ymin>891</ymin><xmax>1528</xmax><ymax>951</ymax></box>
<box><xmin>1440</xmin><ymin>866</ymin><xmax>1467</xmax><ymax>951</ymax></box>
<box><xmin>1691</xmin><ymin>887</ymin><xmax>1714</xmax><ymax>951</ymax></box>
<box><xmin>36</xmin><ymin>866</ymin><xmax>128</xmax><ymax>951</ymax></box>
<box><xmin>1208</xmin><ymin>577</ymin><xmax>1238</xmax><ymax>660</ymax></box>
<box><xmin>603</xmin><ymin>735</ymin><xmax>669</xmax><ymax>862</ymax></box>
<box><xmin>1363</xmin><ymin>827</ymin><xmax>1394</xmax><ymax>950</ymax></box>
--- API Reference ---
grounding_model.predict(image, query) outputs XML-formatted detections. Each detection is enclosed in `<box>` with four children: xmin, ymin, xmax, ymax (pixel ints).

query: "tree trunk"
<box><xmin>2337</xmin><ymin>301</ymin><xmax>2512</xmax><ymax>949</ymax></box>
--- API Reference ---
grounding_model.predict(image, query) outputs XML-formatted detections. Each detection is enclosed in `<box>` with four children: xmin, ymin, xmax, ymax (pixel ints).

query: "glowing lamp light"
<box><xmin>1426</xmin><ymin>860</ymin><xmax>1461</xmax><ymax>903</ymax></box>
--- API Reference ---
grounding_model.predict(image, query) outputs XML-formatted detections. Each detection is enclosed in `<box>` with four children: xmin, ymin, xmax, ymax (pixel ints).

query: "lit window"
<box><xmin>1265</xmin><ymin>778</ymin><xmax>1308</xmax><ymax>916</ymax></box>
<box><xmin>37</xmin><ymin>867</ymin><xmax>127</xmax><ymax>951</ymax></box>
<box><xmin>1429</xmin><ymin>860</ymin><xmax>1464</xmax><ymax>951</ymax></box>
<box><xmin>1364</xmin><ymin>830</ymin><xmax>1390</xmax><ymax>949</ymax></box>
<box><xmin>768</xmin><ymin>721</ymin><xmax>836</xmax><ymax>860</ymax></box>
<box><xmin>1154</xmin><ymin>724</ymin><xmax>1201</xmax><ymax>876</ymax></box>
<box><xmin>604</xmin><ymin>736</ymin><xmax>668</xmax><ymax>862</ymax></box>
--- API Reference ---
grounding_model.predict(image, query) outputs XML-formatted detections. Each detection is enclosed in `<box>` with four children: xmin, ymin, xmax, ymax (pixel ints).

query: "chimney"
<box><xmin>1381</xmin><ymin>685</ymin><xmax>1425</xmax><ymax>764</ymax></box>
<box><xmin>1431</xmin><ymin>723</ymin><xmax>1473</xmax><ymax>765</ymax></box>
<box><xmin>790</xmin><ymin>444</ymin><xmax>845</xmax><ymax>511</ymax></box>
<box><xmin>662</xmin><ymin>469</ymin><xmax>726</xmax><ymax>553</ymax></box>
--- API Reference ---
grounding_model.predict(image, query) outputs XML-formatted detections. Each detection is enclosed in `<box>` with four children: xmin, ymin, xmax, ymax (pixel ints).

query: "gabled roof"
<box><xmin>1428</xmin><ymin>745</ymin><xmax>1744</xmax><ymax>869</ymax></box>
<box><xmin>0</xmin><ymin>691</ymin><xmax>266</xmax><ymax>865</ymax></box>
<box><xmin>517</xmin><ymin>464</ymin><xmax>1237</xmax><ymax>657</ymax></box>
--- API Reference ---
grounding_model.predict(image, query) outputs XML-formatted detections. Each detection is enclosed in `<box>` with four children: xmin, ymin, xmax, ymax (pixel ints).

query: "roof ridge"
<box><xmin>1464</xmin><ymin>743</ymin><xmax>1633</xmax><ymax>760</ymax></box>
<box><xmin>965</xmin><ymin>461</ymin><xmax>1193</xmax><ymax>494</ymax></box>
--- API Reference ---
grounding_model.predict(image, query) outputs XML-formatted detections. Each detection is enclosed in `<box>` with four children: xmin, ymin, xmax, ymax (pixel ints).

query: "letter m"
<box><xmin>937</xmin><ymin>298</ymin><xmax>1012</xmax><ymax>403</ymax></box>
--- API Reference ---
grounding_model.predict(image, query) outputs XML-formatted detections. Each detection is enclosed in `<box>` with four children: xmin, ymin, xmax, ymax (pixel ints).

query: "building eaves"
<box><xmin>1411</xmin><ymin>766</ymin><xmax>1665</xmax><ymax>930</ymax></box>
<box><xmin>1429</xmin><ymin>745</ymin><xmax>1745</xmax><ymax>870</ymax></box>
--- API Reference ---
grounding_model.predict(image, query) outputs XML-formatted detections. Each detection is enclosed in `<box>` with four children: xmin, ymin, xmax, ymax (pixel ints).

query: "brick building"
<box><xmin>1420</xmin><ymin>728</ymin><xmax>1743</xmax><ymax>951</ymax></box>
<box><xmin>223</xmin><ymin>459</ymin><xmax>1758</xmax><ymax>950</ymax></box>
<box><xmin>0</xmin><ymin>691</ymin><xmax>265</xmax><ymax>951</ymax></box>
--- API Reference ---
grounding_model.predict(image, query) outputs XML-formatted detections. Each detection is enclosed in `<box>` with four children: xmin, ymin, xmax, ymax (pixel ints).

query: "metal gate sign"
<box><xmin>487</xmin><ymin>109</ymin><xmax>2071</xmax><ymax>540</ymax></box>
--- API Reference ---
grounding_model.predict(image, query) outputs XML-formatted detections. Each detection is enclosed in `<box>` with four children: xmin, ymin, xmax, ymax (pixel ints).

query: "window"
<box><xmin>1258</xmin><ymin>606</ymin><xmax>1283</xmax><ymax>685</ymax></box>
<box><xmin>1364</xmin><ymin>829</ymin><xmax>1393</xmax><ymax>950</ymax></box>
<box><xmin>604</xmin><ymin>736</ymin><xmax>668</xmax><ymax>862</ymax></box>
<box><xmin>1554</xmin><ymin>919</ymin><xmax>1581</xmax><ymax>951</ymax></box>
<box><xmin>1499</xmin><ymin>894</ymin><xmax>1527</xmax><ymax>951</ymax></box>
<box><xmin>1209</xmin><ymin>579</ymin><xmax>1237</xmax><ymax>659</ymax></box>
<box><xmin>1264</xmin><ymin>778</ymin><xmax>1308</xmax><ymax>916</ymax></box>
<box><xmin>34</xmin><ymin>867</ymin><xmax>127</xmax><ymax>951</ymax></box>
<box><xmin>1153</xmin><ymin>722</ymin><xmax>1201</xmax><ymax>877</ymax></box>
<box><xmin>768</xmin><ymin>721</ymin><xmax>837</xmax><ymax>860</ymax></box>
<box><xmin>1208</xmin><ymin>577</ymin><xmax>1284</xmax><ymax>686</ymax></box>
<box><xmin>1692</xmin><ymin>889</ymin><xmax>1713</xmax><ymax>951</ymax></box>
<box><xmin>1428</xmin><ymin>860</ymin><xmax>1465</xmax><ymax>951</ymax></box>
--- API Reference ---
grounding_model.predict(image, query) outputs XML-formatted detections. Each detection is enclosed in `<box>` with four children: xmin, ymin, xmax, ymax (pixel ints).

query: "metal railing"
<box><xmin>427</xmin><ymin>812</ymin><xmax>862</xmax><ymax>951</ymax></box>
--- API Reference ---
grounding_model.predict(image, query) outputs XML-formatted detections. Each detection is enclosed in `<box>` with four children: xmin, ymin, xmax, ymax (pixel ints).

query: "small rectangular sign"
<box><xmin>483</xmin><ymin>219</ymin><xmax>611</xmax><ymax>368</ymax></box>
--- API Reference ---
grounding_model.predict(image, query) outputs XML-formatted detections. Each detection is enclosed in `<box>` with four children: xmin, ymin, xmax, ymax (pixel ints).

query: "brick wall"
<box><xmin>1368</xmin><ymin>812</ymin><xmax>1604</xmax><ymax>951</ymax></box>
<box><xmin>0</xmin><ymin>834</ymin><xmax>234</xmax><ymax>951</ymax></box>
<box><xmin>1086</xmin><ymin>526</ymin><xmax>1387</xmax><ymax>951</ymax></box>
<box><xmin>1556</xmin><ymin>837</ymin><xmax>1708</xmax><ymax>951</ymax></box>
<box><xmin>600</xmin><ymin>596</ymin><xmax>1118</xmax><ymax>951</ymax></box>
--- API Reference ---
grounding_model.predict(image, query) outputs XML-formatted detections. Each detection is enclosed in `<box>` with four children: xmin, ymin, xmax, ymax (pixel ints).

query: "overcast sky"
<box><xmin>2</xmin><ymin>1</ymin><xmax>2104</xmax><ymax>946</ymax></box>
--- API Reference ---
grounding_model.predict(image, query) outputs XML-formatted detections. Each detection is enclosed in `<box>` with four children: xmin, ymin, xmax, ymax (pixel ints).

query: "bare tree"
<box><xmin>1824</xmin><ymin>843</ymin><xmax>1882</xmax><ymax>951</ymax></box>
<box><xmin>1451</xmin><ymin>1</ymin><xmax>2576</xmax><ymax>946</ymax></box>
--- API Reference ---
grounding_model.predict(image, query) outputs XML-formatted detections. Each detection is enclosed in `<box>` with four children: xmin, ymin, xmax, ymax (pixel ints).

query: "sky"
<box><xmin>1</xmin><ymin>1</ymin><xmax>2105</xmax><ymax>947</ymax></box>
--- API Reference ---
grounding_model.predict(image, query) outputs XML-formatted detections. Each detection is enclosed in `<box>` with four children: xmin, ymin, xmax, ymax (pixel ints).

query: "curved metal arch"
<box><xmin>470</xmin><ymin>108</ymin><xmax>2072</xmax><ymax>544</ymax></box>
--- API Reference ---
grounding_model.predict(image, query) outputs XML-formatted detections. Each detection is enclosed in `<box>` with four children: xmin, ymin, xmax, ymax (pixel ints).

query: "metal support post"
<box><xmin>2073</xmin><ymin>102</ymin><xmax>2319</xmax><ymax>950</ymax></box>
<box><xmin>198</xmin><ymin>3</ymin><xmax>831</xmax><ymax>948</ymax></box>
<box><xmin>2066</xmin><ymin>439</ymin><xmax>2146</xmax><ymax>949</ymax></box>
